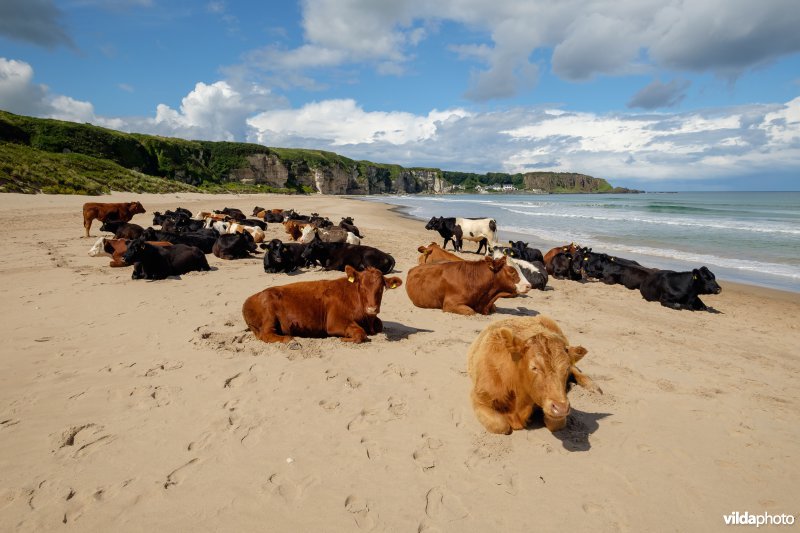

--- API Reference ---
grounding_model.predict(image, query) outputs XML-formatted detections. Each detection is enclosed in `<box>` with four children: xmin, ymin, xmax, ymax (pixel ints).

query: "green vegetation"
<box><xmin>0</xmin><ymin>142</ymin><xmax>199</xmax><ymax>194</ymax></box>
<box><xmin>0</xmin><ymin>109</ymin><xmax>638</xmax><ymax>195</ymax></box>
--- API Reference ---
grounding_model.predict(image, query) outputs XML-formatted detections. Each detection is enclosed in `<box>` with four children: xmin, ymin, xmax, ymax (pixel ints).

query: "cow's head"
<box><xmin>345</xmin><ymin>266</ymin><xmax>402</xmax><ymax>317</ymax></box>
<box><xmin>122</xmin><ymin>238</ymin><xmax>150</xmax><ymax>264</ymax></box>
<box><xmin>424</xmin><ymin>217</ymin><xmax>441</xmax><ymax>230</ymax></box>
<box><xmin>483</xmin><ymin>256</ymin><xmax>521</xmax><ymax>295</ymax></box>
<box><xmin>693</xmin><ymin>266</ymin><xmax>722</xmax><ymax>295</ymax></box>
<box><xmin>341</xmin><ymin>217</ymin><xmax>354</xmax><ymax>225</ymax></box>
<box><xmin>495</xmin><ymin>327</ymin><xmax>589</xmax><ymax>432</ymax></box>
<box><xmin>131</xmin><ymin>201</ymin><xmax>146</xmax><ymax>215</ymax></box>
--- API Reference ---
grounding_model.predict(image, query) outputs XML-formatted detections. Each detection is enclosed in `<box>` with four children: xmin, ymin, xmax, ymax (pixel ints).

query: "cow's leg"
<box><xmin>570</xmin><ymin>365</ymin><xmax>603</xmax><ymax>394</ymax></box>
<box><xmin>442</xmin><ymin>298</ymin><xmax>476</xmax><ymax>315</ymax></box>
<box><xmin>509</xmin><ymin>404</ymin><xmax>533</xmax><ymax>431</ymax></box>
<box><xmin>83</xmin><ymin>217</ymin><xmax>92</xmax><ymax>238</ymax></box>
<box><xmin>689</xmin><ymin>296</ymin><xmax>707</xmax><ymax>311</ymax></box>
<box><xmin>339</xmin><ymin>323</ymin><xmax>368</xmax><ymax>343</ymax></box>
<box><xmin>477</xmin><ymin>238</ymin><xmax>488</xmax><ymax>255</ymax></box>
<box><xmin>253</xmin><ymin>314</ymin><xmax>294</xmax><ymax>343</ymax></box>
<box><xmin>471</xmin><ymin>392</ymin><xmax>512</xmax><ymax>434</ymax></box>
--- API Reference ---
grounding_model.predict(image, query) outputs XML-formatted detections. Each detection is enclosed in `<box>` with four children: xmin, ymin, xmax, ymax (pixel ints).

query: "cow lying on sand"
<box><xmin>242</xmin><ymin>266</ymin><xmax>403</xmax><ymax>343</ymax></box>
<box><xmin>405</xmin><ymin>256</ymin><xmax>520</xmax><ymax>315</ymax></box>
<box><xmin>467</xmin><ymin>315</ymin><xmax>601</xmax><ymax>434</ymax></box>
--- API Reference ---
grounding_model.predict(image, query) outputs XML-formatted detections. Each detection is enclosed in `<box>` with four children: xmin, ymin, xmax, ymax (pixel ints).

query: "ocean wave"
<box><xmin>501</xmin><ymin>208</ymin><xmax>800</xmax><ymax>236</ymax></box>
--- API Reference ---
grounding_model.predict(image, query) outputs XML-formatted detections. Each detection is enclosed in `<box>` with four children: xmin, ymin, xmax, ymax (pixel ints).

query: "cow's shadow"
<box><xmin>494</xmin><ymin>306</ymin><xmax>539</xmax><ymax>317</ymax></box>
<box><xmin>527</xmin><ymin>408</ymin><xmax>611</xmax><ymax>452</ymax></box>
<box><xmin>382</xmin><ymin>322</ymin><xmax>433</xmax><ymax>341</ymax></box>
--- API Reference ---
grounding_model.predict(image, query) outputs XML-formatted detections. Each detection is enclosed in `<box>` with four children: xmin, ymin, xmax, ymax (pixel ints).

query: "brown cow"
<box><xmin>82</xmin><ymin>201</ymin><xmax>146</xmax><ymax>237</ymax></box>
<box><xmin>543</xmin><ymin>242</ymin><xmax>580</xmax><ymax>267</ymax></box>
<box><xmin>467</xmin><ymin>315</ymin><xmax>601</xmax><ymax>435</ymax></box>
<box><xmin>405</xmin><ymin>256</ymin><xmax>520</xmax><ymax>315</ymax></box>
<box><xmin>283</xmin><ymin>220</ymin><xmax>309</xmax><ymax>241</ymax></box>
<box><xmin>101</xmin><ymin>238</ymin><xmax>172</xmax><ymax>267</ymax></box>
<box><xmin>417</xmin><ymin>242</ymin><xmax>463</xmax><ymax>264</ymax></box>
<box><xmin>242</xmin><ymin>266</ymin><xmax>403</xmax><ymax>343</ymax></box>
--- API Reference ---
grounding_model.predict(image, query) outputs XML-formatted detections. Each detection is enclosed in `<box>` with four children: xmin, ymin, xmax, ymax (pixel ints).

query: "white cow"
<box><xmin>300</xmin><ymin>225</ymin><xmax>360</xmax><ymax>245</ymax></box>
<box><xmin>456</xmin><ymin>217</ymin><xmax>497</xmax><ymax>255</ymax></box>
<box><xmin>88</xmin><ymin>237</ymin><xmax>111</xmax><ymax>257</ymax></box>
<box><xmin>492</xmin><ymin>246</ymin><xmax>548</xmax><ymax>291</ymax></box>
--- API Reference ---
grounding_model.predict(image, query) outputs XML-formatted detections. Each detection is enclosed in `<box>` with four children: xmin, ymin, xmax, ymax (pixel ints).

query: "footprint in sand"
<box><xmin>360</xmin><ymin>437</ymin><xmax>381</xmax><ymax>460</ymax></box>
<box><xmin>163</xmin><ymin>458</ymin><xmax>200</xmax><ymax>489</ymax></box>
<box><xmin>413</xmin><ymin>434</ymin><xmax>443</xmax><ymax>472</ymax></box>
<box><xmin>495</xmin><ymin>465</ymin><xmax>519</xmax><ymax>495</ymax></box>
<box><xmin>424</xmin><ymin>487</ymin><xmax>468</xmax><ymax>523</ymax></box>
<box><xmin>223</xmin><ymin>364</ymin><xmax>260</xmax><ymax>388</ymax></box>
<box><xmin>345</xmin><ymin>495</ymin><xmax>380</xmax><ymax>530</ymax></box>
<box><xmin>144</xmin><ymin>361</ymin><xmax>184</xmax><ymax>377</ymax></box>
<box><xmin>265</xmin><ymin>473</ymin><xmax>319</xmax><ymax>505</ymax></box>
<box><xmin>381</xmin><ymin>363</ymin><xmax>418</xmax><ymax>381</ymax></box>
<box><xmin>347</xmin><ymin>397</ymin><xmax>409</xmax><ymax>431</ymax></box>
<box><xmin>53</xmin><ymin>424</ymin><xmax>116</xmax><ymax>459</ymax></box>
<box><xmin>319</xmin><ymin>399</ymin><xmax>341</xmax><ymax>412</ymax></box>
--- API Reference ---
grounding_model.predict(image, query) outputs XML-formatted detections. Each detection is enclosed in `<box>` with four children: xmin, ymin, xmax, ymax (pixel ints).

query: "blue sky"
<box><xmin>1</xmin><ymin>0</ymin><xmax>799</xmax><ymax>191</ymax></box>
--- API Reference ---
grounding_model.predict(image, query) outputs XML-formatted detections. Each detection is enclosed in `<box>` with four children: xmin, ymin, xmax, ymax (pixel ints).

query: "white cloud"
<box><xmin>247</xmin><ymin>99</ymin><xmax>471</xmax><ymax>146</ymax></box>
<box><xmin>235</xmin><ymin>0</ymin><xmax>800</xmax><ymax>101</ymax></box>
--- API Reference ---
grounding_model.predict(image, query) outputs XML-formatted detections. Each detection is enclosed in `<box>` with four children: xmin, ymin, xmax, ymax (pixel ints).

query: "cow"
<box><xmin>339</xmin><ymin>217</ymin><xmax>364</xmax><ymax>238</ymax></box>
<box><xmin>543</xmin><ymin>243</ymin><xmax>580</xmax><ymax>267</ymax></box>
<box><xmin>241</xmin><ymin>218</ymin><xmax>268</xmax><ymax>231</ymax></box>
<box><xmin>309</xmin><ymin>213</ymin><xmax>334</xmax><ymax>228</ymax></box>
<box><xmin>97</xmin><ymin>238</ymin><xmax>172</xmax><ymax>267</ymax></box>
<box><xmin>82</xmin><ymin>201</ymin><xmax>145</xmax><ymax>237</ymax></box>
<box><xmin>88</xmin><ymin>237</ymin><xmax>111</xmax><ymax>258</ymax></box>
<box><xmin>242</xmin><ymin>266</ymin><xmax>403</xmax><ymax>343</ymax></box>
<box><xmin>283</xmin><ymin>220</ymin><xmax>309</xmax><ymax>241</ymax></box>
<box><xmin>547</xmin><ymin>252</ymin><xmax>574</xmax><ymax>280</ymax></box>
<box><xmin>299</xmin><ymin>225</ymin><xmax>360</xmax><ymax>245</ymax></box>
<box><xmin>425</xmin><ymin>216</ymin><xmax>463</xmax><ymax>251</ymax></box>
<box><xmin>417</xmin><ymin>242</ymin><xmax>463</xmax><ymax>264</ymax></box>
<box><xmin>405</xmin><ymin>256</ymin><xmax>521</xmax><ymax>315</ymax></box>
<box><xmin>98</xmin><ymin>220</ymin><xmax>145</xmax><ymax>240</ymax></box>
<box><xmin>455</xmin><ymin>217</ymin><xmax>497</xmax><ymax>255</ymax></box>
<box><xmin>639</xmin><ymin>266</ymin><xmax>722</xmax><ymax>310</ymax></box>
<box><xmin>300</xmin><ymin>240</ymin><xmax>396</xmax><ymax>274</ymax></box>
<box><xmin>508</xmin><ymin>241</ymin><xmax>544</xmax><ymax>263</ymax></box>
<box><xmin>467</xmin><ymin>315</ymin><xmax>601</xmax><ymax>434</ymax></box>
<box><xmin>261</xmin><ymin>239</ymin><xmax>309</xmax><ymax>273</ymax></box>
<box><xmin>215</xmin><ymin>207</ymin><xmax>246</xmax><ymax>221</ymax></box>
<box><xmin>123</xmin><ymin>238</ymin><xmax>210</xmax><ymax>279</ymax></box>
<box><xmin>212</xmin><ymin>232</ymin><xmax>258</xmax><ymax>260</ymax></box>
<box><xmin>492</xmin><ymin>246</ymin><xmax>546</xmax><ymax>291</ymax></box>
<box><xmin>591</xmin><ymin>258</ymin><xmax>655</xmax><ymax>290</ymax></box>
<box><xmin>141</xmin><ymin>228</ymin><xmax>217</xmax><ymax>254</ymax></box>
<box><xmin>228</xmin><ymin>223</ymin><xmax>265</xmax><ymax>244</ymax></box>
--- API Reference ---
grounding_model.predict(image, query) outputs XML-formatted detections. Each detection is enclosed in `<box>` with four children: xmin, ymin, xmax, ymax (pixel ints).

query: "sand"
<box><xmin>0</xmin><ymin>191</ymin><xmax>798</xmax><ymax>532</ymax></box>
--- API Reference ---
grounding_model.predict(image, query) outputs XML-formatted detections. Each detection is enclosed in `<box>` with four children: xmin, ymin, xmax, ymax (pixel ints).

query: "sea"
<box><xmin>361</xmin><ymin>191</ymin><xmax>800</xmax><ymax>293</ymax></box>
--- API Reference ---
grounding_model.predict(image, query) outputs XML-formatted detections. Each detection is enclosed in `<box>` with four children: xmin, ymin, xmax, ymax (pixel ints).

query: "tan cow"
<box><xmin>467</xmin><ymin>315</ymin><xmax>601</xmax><ymax>434</ymax></box>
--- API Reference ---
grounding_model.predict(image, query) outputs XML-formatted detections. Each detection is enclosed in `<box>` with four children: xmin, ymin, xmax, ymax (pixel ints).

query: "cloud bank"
<box><xmin>1</xmin><ymin>57</ymin><xmax>798</xmax><ymax>189</ymax></box>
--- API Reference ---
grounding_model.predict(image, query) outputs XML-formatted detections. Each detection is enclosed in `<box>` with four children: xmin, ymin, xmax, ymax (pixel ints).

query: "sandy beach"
<box><xmin>0</xmin><ymin>191</ymin><xmax>798</xmax><ymax>532</ymax></box>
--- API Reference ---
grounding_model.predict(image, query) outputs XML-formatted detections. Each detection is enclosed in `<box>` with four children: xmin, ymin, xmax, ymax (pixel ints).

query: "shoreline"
<box><xmin>358</xmin><ymin>196</ymin><xmax>800</xmax><ymax>295</ymax></box>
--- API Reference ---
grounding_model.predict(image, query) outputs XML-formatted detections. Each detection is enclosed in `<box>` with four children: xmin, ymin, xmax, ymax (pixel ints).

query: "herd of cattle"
<box><xmin>81</xmin><ymin>200</ymin><xmax>722</xmax><ymax>435</ymax></box>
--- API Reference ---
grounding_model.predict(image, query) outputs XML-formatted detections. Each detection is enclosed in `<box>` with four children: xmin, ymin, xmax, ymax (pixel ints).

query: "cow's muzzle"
<box><xmin>365</xmin><ymin>306</ymin><xmax>379</xmax><ymax>316</ymax></box>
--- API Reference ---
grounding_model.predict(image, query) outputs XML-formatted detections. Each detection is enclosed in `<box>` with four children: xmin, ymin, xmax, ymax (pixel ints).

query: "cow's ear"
<box><xmin>568</xmin><ymin>346</ymin><xmax>587</xmax><ymax>363</ymax></box>
<box><xmin>417</xmin><ymin>246</ymin><xmax>426</xmax><ymax>253</ymax></box>
<box><xmin>384</xmin><ymin>276</ymin><xmax>402</xmax><ymax>289</ymax></box>
<box><xmin>490</xmin><ymin>256</ymin><xmax>507</xmax><ymax>272</ymax></box>
<box><xmin>692</xmin><ymin>268</ymin><xmax>700</xmax><ymax>280</ymax></box>
<box><xmin>345</xmin><ymin>265</ymin><xmax>357</xmax><ymax>282</ymax></box>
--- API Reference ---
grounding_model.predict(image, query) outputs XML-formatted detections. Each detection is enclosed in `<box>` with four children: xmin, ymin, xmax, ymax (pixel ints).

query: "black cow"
<box><xmin>265</xmin><ymin>211</ymin><xmax>285</xmax><ymax>223</ymax></box>
<box><xmin>301</xmin><ymin>240</ymin><xmax>395</xmax><ymax>274</ymax></box>
<box><xmin>123</xmin><ymin>239</ymin><xmax>210</xmax><ymax>280</ymax></box>
<box><xmin>582</xmin><ymin>252</ymin><xmax>644</xmax><ymax>283</ymax></box>
<box><xmin>99</xmin><ymin>220</ymin><xmax>144</xmax><ymax>240</ymax></box>
<box><xmin>339</xmin><ymin>217</ymin><xmax>363</xmax><ymax>238</ymax></box>
<box><xmin>215</xmin><ymin>207</ymin><xmax>246</xmax><ymax>221</ymax></box>
<box><xmin>547</xmin><ymin>252</ymin><xmax>575</xmax><ymax>280</ymax></box>
<box><xmin>141</xmin><ymin>228</ymin><xmax>217</xmax><ymax>254</ymax></box>
<box><xmin>212</xmin><ymin>232</ymin><xmax>257</xmax><ymax>260</ymax></box>
<box><xmin>639</xmin><ymin>266</ymin><xmax>722</xmax><ymax>310</ymax></box>
<box><xmin>261</xmin><ymin>239</ymin><xmax>308</xmax><ymax>273</ymax></box>
<box><xmin>508</xmin><ymin>241</ymin><xmax>544</xmax><ymax>263</ymax></box>
<box><xmin>309</xmin><ymin>213</ymin><xmax>334</xmax><ymax>228</ymax></box>
<box><xmin>425</xmin><ymin>216</ymin><xmax>463</xmax><ymax>251</ymax></box>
